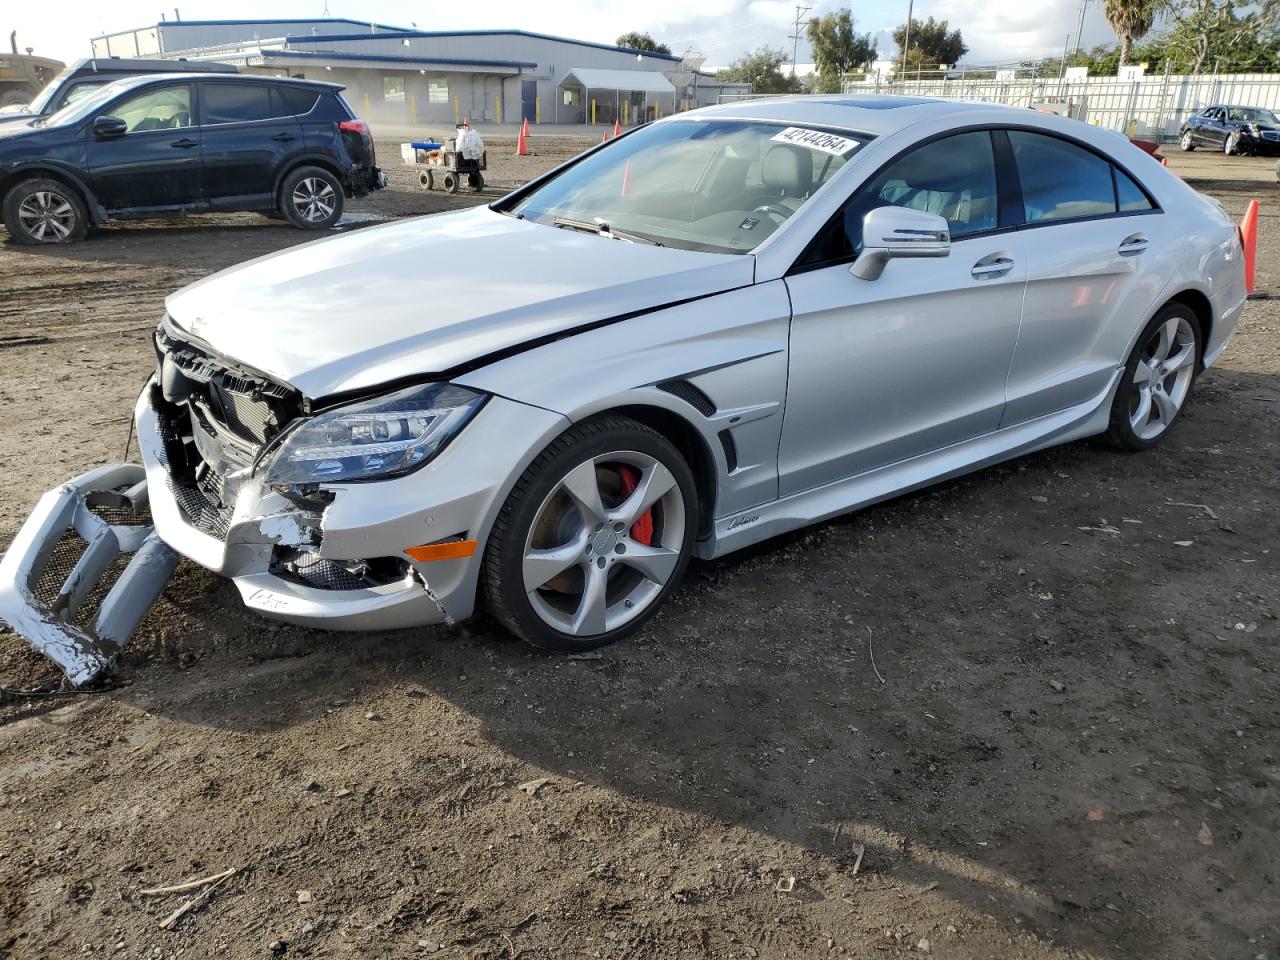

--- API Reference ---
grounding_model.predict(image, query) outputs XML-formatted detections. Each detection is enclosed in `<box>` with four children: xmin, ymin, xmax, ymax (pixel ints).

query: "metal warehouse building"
<box><xmin>89</xmin><ymin>19</ymin><xmax>747</xmax><ymax>130</ymax></box>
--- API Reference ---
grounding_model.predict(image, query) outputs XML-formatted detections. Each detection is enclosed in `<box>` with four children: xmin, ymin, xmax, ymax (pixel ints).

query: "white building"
<box><xmin>90</xmin><ymin>19</ymin><xmax>693</xmax><ymax>127</ymax></box>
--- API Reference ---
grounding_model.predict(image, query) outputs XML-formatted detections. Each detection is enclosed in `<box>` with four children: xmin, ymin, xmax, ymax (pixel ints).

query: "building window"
<box><xmin>427</xmin><ymin>78</ymin><xmax>449</xmax><ymax>104</ymax></box>
<box><xmin>383</xmin><ymin>76</ymin><xmax>406</xmax><ymax>102</ymax></box>
<box><xmin>563</xmin><ymin>87</ymin><xmax>581</xmax><ymax>106</ymax></box>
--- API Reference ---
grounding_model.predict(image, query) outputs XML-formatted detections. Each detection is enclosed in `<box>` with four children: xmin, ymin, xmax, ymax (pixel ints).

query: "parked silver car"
<box><xmin>0</xmin><ymin>96</ymin><xmax>1249</xmax><ymax>684</ymax></box>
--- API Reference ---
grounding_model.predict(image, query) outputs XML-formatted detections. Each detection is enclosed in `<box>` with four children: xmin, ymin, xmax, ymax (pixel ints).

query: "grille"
<box><xmin>168</xmin><ymin>479</ymin><xmax>233</xmax><ymax>540</ymax></box>
<box><xmin>657</xmin><ymin>380</ymin><xmax>716</xmax><ymax>417</ymax></box>
<box><xmin>29</xmin><ymin>529</ymin><xmax>131</xmax><ymax>630</ymax></box>
<box><xmin>87</xmin><ymin>501</ymin><xmax>153</xmax><ymax>527</ymax></box>
<box><xmin>286</xmin><ymin>553</ymin><xmax>370</xmax><ymax>591</ymax></box>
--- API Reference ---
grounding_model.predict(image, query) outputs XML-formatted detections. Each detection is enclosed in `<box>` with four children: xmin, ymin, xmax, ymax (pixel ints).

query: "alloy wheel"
<box><xmin>521</xmin><ymin>452</ymin><xmax>685</xmax><ymax>637</ymax></box>
<box><xmin>1180</xmin><ymin>131</ymin><xmax>1193</xmax><ymax>151</ymax></box>
<box><xmin>1129</xmin><ymin>315</ymin><xmax>1196</xmax><ymax>441</ymax></box>
<box><xmin>291</xmin><ymin>177</ymin><xmax>337</xmax><ymax>223</ymax></box>
<box><xmin>16</xmin><ymin>190</ymin><xmax>77</xmax><ymax>242</ymax></box>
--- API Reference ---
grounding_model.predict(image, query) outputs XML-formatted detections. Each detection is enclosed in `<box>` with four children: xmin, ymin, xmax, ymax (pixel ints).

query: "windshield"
<box><xmin>35</xmin><ymin>77</ymin><xmax>140</xmax><ymax>128</ymax></box>
<box><xmin>504</xmin><ymin>118</ymin><xmax>872</xmax><ymax>254</ymax></box>
<box><xmin>1227</xmin><ymin>107</ymin><xmax>1278</xmax><ymax>124</ymax></box>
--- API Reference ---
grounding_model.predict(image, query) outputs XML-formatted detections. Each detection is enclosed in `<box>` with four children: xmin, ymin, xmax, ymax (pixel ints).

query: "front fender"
<box><xmin>5</xmin><ymin>159</ymin><xmax>105</xmax><ymax>224</ymax></box>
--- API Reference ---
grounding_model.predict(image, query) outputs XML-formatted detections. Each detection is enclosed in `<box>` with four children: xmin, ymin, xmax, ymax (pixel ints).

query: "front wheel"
<box><xmin>1103</xmin><ymin>304</ymin><xmax>1201</xmax><ymax>451</ymax></box>
<box><xmin>1180</xmin><ymin>129</ymin><xmax>1196</xmax><ymax>151</ymax></box>
<box><xmin>2</xmin><ymin>178</ymin><xmax>89</xmax><ymax>245</ymax></box>
<box><xmin>482</xmin><ymin>416</ymin><xmax>698</xmax><ymax>652</ymax></box>
<box><xmin>280</xmin><ymin>166</ymin><xmax>344</xmax><ymax>230</ymax></box>
<box><xmin>1224</xmin><ymin>131</ymin><xmax>1240</xmax><ymax>156</ymax></box>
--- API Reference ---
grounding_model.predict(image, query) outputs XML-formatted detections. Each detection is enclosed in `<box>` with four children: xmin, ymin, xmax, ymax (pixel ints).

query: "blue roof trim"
<box><xmin>92</xmin><ymin>18</ymin><xmax>411</xmax><ymax>40</ymax></box>
<box><xmin>285</xmin><ymin>28</ymin><xmax>683</xmax><ymax>62</ymax></box>
<box><xmin>261</xmin><ymin>49</ymin><xmax>536</xmax><ymax>70</ymax></box>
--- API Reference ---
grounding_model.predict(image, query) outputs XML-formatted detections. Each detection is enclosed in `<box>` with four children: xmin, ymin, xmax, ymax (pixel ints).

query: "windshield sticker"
<box><xmin>770</xmin><ymin>127</ymin><xmax>859</xmax><ymax>156</ymax></box>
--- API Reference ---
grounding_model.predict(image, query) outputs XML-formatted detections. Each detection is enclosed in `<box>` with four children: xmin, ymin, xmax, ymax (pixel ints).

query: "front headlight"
<box><xmin>1246</xmin><ymin>123</ymin><xmax>1261</xmax><ymax>136</ymax></box>
<box><xmin>263</xmin><ymin>382</ymin><xmax>486</xmax><ymax>485</ymax></box>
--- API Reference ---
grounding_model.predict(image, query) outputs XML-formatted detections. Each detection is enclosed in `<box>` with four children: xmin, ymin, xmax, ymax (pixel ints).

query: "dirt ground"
<box><xmin>0</xmin><ymin>140</ymin><xmax>1276</xmax><ymax>960</ymax></box>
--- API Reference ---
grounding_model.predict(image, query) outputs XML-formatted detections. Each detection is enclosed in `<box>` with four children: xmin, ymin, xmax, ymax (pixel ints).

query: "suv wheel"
<box><xmin>3</xmin><ymin>178</ymin><xmax>89</xmax><ymax>245</ymax></box>
<box><xmin>482</xmin><ymin>416</ymin><xmax>698</xmax><ymax>652</ymax></box>
<box><xmin>280</xmin><ymin>166</ymin><xmax>344</xmax><ymax>230</ymax></box>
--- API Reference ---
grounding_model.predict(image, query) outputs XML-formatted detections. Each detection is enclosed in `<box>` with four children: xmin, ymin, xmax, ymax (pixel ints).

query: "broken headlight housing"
<box><xmin>263</xmin><ymin>383</ymin><xmax>486</xmax><ymax>485</ymax></box>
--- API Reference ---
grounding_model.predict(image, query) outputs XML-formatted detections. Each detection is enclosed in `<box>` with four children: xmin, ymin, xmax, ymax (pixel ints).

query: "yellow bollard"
<box><xmin>453</xmin><ymin>96</ymin><xmax>460</xmax><ymax>125</ymax></box>
<box><xmin>363</xmin><ymin>92</ymin><xmax>370</xmax><ymax>114</ymax></box>
<box><xmin>496</xmin><ymin>96</ymin><xmax>502</xmax><ymax>125</ymax></box>
<box><xmin>535</xmin><ymin>96</ymin><xmax>541</xmax><ymax>124</ymax></box>
<box><xmin>410</xmin><ymin>94</ymin><xmax>417</xmax><ymax>124</ymax></box>
<box><xmin>623</xmin><ymin>100</ymin><xmax>628</xmax><ymax>125</ymax></box>
<box><xmin>591</xmin><ymin>98</ymin><xmax>596</xmax><ymax>125</ymax></box>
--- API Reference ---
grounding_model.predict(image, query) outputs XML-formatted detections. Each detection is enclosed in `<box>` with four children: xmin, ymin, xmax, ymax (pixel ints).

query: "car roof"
<box><xmin>93</xmin><ymin>72</ymin><xmax>342</xmax><ymax>95</ymax></box>
<box><xmin>677</xmin><ymin>94</ymin><xmax>1021</xmax><ymax>137</ymax></box>
<box><xmin>68</xmin><ymin>57</ymin><xmax>237</xmax><ymax>75</ymax></box>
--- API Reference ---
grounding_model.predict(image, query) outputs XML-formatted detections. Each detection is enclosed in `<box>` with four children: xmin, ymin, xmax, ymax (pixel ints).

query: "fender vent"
<box><xmin>718</xmin><ymin>429</ymin><xmax>738</xmax><ymax>473</ymax></box>
<box><xmin>656</xmin><ymin>379</ymin><xmax>716</xmax><ymax>417</ymax></box>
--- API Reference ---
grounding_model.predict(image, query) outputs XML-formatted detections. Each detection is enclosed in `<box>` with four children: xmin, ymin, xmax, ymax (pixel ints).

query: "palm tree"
<box><xmin>1103</xmin><ymin>0</ymin><xmax>1157</xmax><ymax>66</ymax></box>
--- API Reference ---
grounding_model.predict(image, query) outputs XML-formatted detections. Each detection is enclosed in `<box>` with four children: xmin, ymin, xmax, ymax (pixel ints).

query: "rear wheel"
<box><xmin>1104</xmin><ymin>304</ymin><xmax>1201</xmax><ymax>451</ymax></box>
<box><xmin>468</xmin><ymin>172</ymin><xmax>484</xmax><ymax>192</ymax></box>
<box><xmin>483</xmin><ymin>416</ymin><xmax>698</xmax><ymax>652</ymax></box>
<box><xmin>442</xmin><ymin>171</ymin><xmax>459</xmax><ymax>194</ymax></box>
<box><xmin>2</xmin><ymin>178</ymin><xmax>89</xmax><ymax>245</ymax></box>
<box><xmin>280</xmin><ymin>166</ymin><xmax>343</xmax><ymax>230</ymax></box>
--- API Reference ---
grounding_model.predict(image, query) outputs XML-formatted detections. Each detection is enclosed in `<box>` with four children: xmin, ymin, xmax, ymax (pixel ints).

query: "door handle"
<box><xmin>1118</xmin><ymin>233</ymin><xmax>1148</xmax><ymax>256</ymax></box>
<box><xmin>170</xmin><ymin>138</ymin><xmax>198</xmax><ymax>149</ymax></box>
<box><xmin>271</xmin><ymin>132</ymin><xmax>296</xmax><ymax>142</ymax></box>
<box><xmin>971</xmin><ymin>254</ymin><xmax>1015</xmax><ymax>279</ymax></box>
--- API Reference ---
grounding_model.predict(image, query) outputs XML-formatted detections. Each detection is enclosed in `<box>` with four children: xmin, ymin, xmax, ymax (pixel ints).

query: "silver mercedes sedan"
<box><xmin>0</xmin><ymin>95</ymin><xmax>1249</xmax><ymax>683</ymax></box>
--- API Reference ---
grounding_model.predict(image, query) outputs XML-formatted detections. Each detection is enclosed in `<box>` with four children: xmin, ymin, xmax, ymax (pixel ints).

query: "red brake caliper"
<box><xmin>616</xmin><ymin>466</ymin><xmax>654</xmax><ymax>546</ymax></box>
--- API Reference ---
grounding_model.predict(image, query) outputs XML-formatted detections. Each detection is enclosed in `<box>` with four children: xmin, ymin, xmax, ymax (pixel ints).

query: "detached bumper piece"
<box><xmin>0</xmin><ymin>464</ymin><xmax>179</xmax><ymax>686</ymax></box>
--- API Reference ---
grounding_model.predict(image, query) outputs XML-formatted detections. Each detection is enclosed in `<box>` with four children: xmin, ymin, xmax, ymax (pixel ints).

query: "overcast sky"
<box><xmin>10</xmin><ymin>0</ymin><xmax>1124</xmax><ymax>69</ymax></box>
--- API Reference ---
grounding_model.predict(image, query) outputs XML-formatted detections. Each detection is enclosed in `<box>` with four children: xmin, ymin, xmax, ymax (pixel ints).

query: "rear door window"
<box><xmin>1008</xmin><ymin>130</ymin><xmax>1116</xmax><ymax>223</ymax></box>
<box><xmin>279</xmin><ymin>86</ymin><xmax>319</xmax><ymax>116</ymax></box>
<box><xmin>203</xmin><ymin>83</ymin><xmax>285</xmax><ymax>124</ymax></box>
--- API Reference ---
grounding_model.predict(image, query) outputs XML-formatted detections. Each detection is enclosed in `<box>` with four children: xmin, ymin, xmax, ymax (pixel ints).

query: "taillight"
<box><xmin>339</xmin><ymin>118</ymin><xmax>368</xmax><ymax>135</ymax></box>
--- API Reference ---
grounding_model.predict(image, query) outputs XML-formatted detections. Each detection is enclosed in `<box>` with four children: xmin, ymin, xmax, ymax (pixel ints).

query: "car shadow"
<box><xmin>56</xmin><ymin>363</ymin><xmax>1277</xmax><ymax>959</ymax></box>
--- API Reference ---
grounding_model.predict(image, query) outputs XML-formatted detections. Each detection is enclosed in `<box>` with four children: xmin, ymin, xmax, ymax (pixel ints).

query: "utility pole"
<box><xmin>1072</xmin><ymin>0</ymin><xmax>1090</xmax><ymax>59</ymax></box>
<box><xmin>899</xmin><ymin>0</ymin><xmax>914</xmax><ymax>76</ymax></box>
<box><xmin>788</xmin><ymin>4</ymin><xmax>812</xmax><ymax>77</ymax></box>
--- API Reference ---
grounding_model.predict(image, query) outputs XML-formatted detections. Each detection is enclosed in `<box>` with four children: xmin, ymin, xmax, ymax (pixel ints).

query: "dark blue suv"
<box><xmin>0</xmin><ymin>73</ymin><xmax>383</xmax><ymax>244</ymax></box>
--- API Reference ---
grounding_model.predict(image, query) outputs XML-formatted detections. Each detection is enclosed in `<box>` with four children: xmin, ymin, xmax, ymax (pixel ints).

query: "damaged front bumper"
<box><xmin>0</xmin><ymin>464</ymin><xmax>178</xmax><ymax>685</ymax></box>
<box><xmin>1</xmin><ymin>377</ymin><xmax>567</xmax><ymax>686</ymax></box>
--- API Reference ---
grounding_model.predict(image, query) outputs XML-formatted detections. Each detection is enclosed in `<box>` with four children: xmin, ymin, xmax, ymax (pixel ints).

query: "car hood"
<box><xmin>165</xmin><ymin>206</ymin><xmax>755</xmax><ymax>399</ymax></box>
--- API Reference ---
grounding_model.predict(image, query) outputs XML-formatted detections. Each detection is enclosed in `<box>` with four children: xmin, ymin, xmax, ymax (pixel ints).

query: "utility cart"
<box><xmin>403</xmin><ymin>133</ymin><xmax>487</xmax><ymax>194</ymax></box>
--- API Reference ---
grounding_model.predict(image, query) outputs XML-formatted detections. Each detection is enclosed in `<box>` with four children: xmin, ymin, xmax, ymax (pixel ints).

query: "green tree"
<box><xmin>806</xmin><ymin>9</ymin><xmax>877</xmax><ymax>93</ymax></box>
<box><xmin>891</xmin><ymin>16</ymin><xmax>968</xmax><ymax>67</ymax></box>
<box><xmin>1162</xmin><ymin>0</ymin><xmax>1277</xmax><ymax>72</ymax></box>
<box><xmin>1103</xmin><ymin>0</ymin><xmax>1157</xmax><ymax>65</ymax></box>
<box><xmin>716</xmin><ymin>47</ymin><xmax>804</xmax><ymax>94</ymax></box>
<box><xmin>615</xmin><ymin>31</ymin><xmax>672</xmax><ymax>55</ymax></box>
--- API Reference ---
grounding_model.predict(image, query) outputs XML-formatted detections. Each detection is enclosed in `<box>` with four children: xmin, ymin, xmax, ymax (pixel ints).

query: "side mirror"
<box><xmin>850</xmin><ymin>206</ymin><xmax>951</xmax><ymax>281</ymax></box>
<box><xmin>92</xmin><ymin>115</ymin><xmax>128</xmax><ymax>140</ymax></box>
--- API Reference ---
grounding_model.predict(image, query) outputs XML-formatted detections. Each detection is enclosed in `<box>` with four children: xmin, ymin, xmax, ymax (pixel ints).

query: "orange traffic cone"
<box><xmin>613</xmin><ymin>118</ymin><xmax>622</xmax><ymax>138</ymax></box>
<box><xmin>520</xmin><ymin>117</ymin><xmax>530</xmax><ymax>137</ymax></box>
<box><xmin>601</xmin><ymin>131</ymin><xmax>609</xmax><ymax>142</ymax></box>
<box><xmin>1241</xmin><ymin>198</ymin><xmax>1259</xmax><ymax>294</ymax></box>
<box><xmin>516</xmin><ymin>122</ymin><xmax>529</xmax><ymax>156</ymax></box>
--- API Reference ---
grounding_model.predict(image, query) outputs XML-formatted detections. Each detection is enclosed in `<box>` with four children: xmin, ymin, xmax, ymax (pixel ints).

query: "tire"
<box><xmin>279</xmin><ymin>165</ymin><xmax>344</xmax><ymax>230</ymax></box>
<box><xmin>419</xmin><ymin>169</ymin><xmax>434</xmax><ymax>191</ymax></box>
<box><xmin>482</xmin><ymin>415</ymin><xmax>699</xmax><ymax>652</ymax></box>
<box><xmin>2</xmin><ymin>177</ymin><xmax>89</xmax><ymax>245</ymax></box>
<box><xmin>1179</xmin><ymin>129</ymin><xmax>1195</xmax><ymax>151</ymax></box>
<box><xmin>468</xmin><ymin>172</ymin><xmax>484</xmax><ymax>192</ymax></box>
<box><xmin>1103</xmin><ymin>303</ymin><xmax>1202</xmax><ymax>451</ymax></box>
<box><xmin>442</xmin><ymin>171</ymin><xmax>459</xmax><ymax>194</ymax></box>
<box><xmin>1224</xmin><ymin>131</ymin><xmax>1239</xmax><ymax>156</ymax></box>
